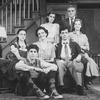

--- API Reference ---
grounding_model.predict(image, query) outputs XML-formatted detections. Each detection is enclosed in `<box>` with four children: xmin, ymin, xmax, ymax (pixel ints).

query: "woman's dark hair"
<box><xmin>35</xmin><ymin>26</ymin><xmax>48</xmax><ymax>37</ymax></box>
<box><xmin>60</xmin><ymin>26</ymin><xmax>69</xmax><ymax>34</ymax></box>
<box><xmin>17</xmin><ymin>28</ymin><xmax>26</xmax><ymax>35</ymax></box>
<box><xmin>27</xmin><ymin>44</ymin><xmax>39</xmax><ymax>52</ymax></box>
<box><xmin>45</xmin><ymin>10</ymin><xmax>56</xmax><ymax>23</ymax></box>
<box><xmin>16</xmin><ymin>29</ymin><xmax>27</xmax><ymax>47</ymax></box>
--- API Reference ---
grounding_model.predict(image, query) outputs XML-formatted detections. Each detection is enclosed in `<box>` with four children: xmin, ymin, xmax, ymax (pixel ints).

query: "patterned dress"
<box><xmin>34</xmin><ymin>41</ymin><xmax>55</xmax><ymax>62</ymax></box>
<box><xmin>41</xmin><ymin>23</ymin><xmax>60</xmax><ymax>44</ymax></box>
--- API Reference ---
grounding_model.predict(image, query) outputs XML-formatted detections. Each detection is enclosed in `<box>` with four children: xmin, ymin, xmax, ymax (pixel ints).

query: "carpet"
<box><xmin>0</xmin><ymin>87</ymin><xmax>100</xmax><ymax>100</ymax></box>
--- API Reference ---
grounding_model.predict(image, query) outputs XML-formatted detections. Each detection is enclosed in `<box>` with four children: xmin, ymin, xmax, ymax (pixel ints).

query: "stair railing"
<box><xmin>0</xmin><ymin>0</ymin><xmax>39</xmax><ymax>35</ymax></box>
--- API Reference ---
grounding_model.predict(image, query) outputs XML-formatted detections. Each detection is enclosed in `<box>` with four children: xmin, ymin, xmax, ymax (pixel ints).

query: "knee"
<box><xmin>52</xmin><ymin>64</ymin><xmax>58</xmax><ymax>71</ymax></box>
<box><xmin>73</xmin><ymin>62</ymin><xmax>84</xmax><ymax>73</ymax></box>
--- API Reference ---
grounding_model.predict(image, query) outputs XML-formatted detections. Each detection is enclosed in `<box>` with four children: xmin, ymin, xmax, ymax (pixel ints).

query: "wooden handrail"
<box><xmin>1</xmin><ymin>0</ymin><xmax>40</xmax><ymax>50</ymax></box>
<box><xmin>2</xmin><ymin>16</ymin><xmax>40</xmax><ymax>50</ymax></box>
<box><xmin>0</xmin><ymin>0</ymin><xmax>40</xmax><ymax>32</ymax></box>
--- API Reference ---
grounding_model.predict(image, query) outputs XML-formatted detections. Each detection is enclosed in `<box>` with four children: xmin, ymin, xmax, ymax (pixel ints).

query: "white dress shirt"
<box><xmin>60</xmin><ymin>41</ymin><xmax>72</xmax><ymax>60</ymax></box>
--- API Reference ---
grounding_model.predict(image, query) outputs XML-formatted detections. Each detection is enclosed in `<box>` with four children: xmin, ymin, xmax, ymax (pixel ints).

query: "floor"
<box><xmin>0</xmin><ymin>77</ymin><xmax>100</xmax><ymax>100</ymax></box>
<box><xmin>92</xmin><ymin>76</ymin><xmax>100</xmax><ymax>92</ymax></box>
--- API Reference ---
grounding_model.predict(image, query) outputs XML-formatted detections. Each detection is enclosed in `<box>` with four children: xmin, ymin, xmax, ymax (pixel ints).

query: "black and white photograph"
<box><xmin>0</xmin><ymin>0</ymin><xmax>100</xmax><ymax>100</ymax></box>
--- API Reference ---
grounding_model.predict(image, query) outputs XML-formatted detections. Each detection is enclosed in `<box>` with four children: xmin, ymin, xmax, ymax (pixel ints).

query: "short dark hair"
<box><xmin>27</xmin><ymin>44</ymin><xmax>39</xmax><ymax>52</ymax></box>
<box><xmin>35</xmin><ymin>26</ymin><xmax>48</xmax><ymax>37</ymax></box>
<box><xmin>60</xmin><ymin>27</ymin><xmax>68</xmax><ymax>34</ymax></box>
<box><xmin>17</xmin><ymin>28</ymin><xmax>26</xmax><ymax>34</ymax></box>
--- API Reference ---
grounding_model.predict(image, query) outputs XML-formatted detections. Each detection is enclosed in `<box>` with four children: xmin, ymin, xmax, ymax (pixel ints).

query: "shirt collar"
<box><xmin>69</xmin><ymin>16</ymin><xmax>75</xmax><ymax>21</ymax></box>
<box><xmin>62</xmin><ymin>40</ymin><xmax>69</xmax><ymax>45</ymax></box>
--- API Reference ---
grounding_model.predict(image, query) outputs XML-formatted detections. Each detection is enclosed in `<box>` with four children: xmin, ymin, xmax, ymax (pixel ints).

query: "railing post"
<box><xmin>28</xmin><ymin>0</ymin><xmax>31</xmax><ymax>18</ymax></box>
<box><xmin>19</xmin><ymin>0</ymin><xmax>21</xmax><ymax>25</ymax></box>
<box><xmin>6</xmin><ymin>3</ymin><xmax>8</xmax><ymax>32</ymax></box>
<box><xmin>0</xmin><ymin>0</ymin><xmax>40</xmax><ymax>35</ymax></box>
<box><xmin>1</xmin><ymin>10</ymin><xmax>3</xmax><ymax>26</ymax></box>
<box><xmin>32</xmin><ymin>0</ymin><xmax>35</xmax><ymax>11</ymax></box>
<box><xmin>23</xmin><ymin>0</ymin><xmax>26</xmax><ymax>18</ymax></box>
<box><xmin>10</xmin><ymin>1</ymin><xmax>12</xmax><ymax>33</ymax></box>
<box><xmin>14</xmin><ymin>0</ymin><xmax>17</xmax><ymax>26</ymax></box>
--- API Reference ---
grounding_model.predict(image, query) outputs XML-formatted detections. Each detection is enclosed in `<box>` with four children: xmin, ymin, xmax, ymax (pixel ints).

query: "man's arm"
<box><xmin>15</xmin><ymin>60</ymin><xmax>43</xmax><ymax>72</ymax></box>
<box><xmin>75</xmin><ymin>42</ymin><xmax>82</xmax><ymax>61</ymax></box>
<box><xmin>15</xmin><ymin>60</ymin><xmax>34</xmax><ymax>71</ymax></box>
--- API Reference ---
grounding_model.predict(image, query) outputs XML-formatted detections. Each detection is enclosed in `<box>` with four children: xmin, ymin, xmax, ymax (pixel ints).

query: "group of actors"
<box><xmin>0</xmin><ymin>4</ymin><xmax>99</xmax><ymax>100</ymax></box>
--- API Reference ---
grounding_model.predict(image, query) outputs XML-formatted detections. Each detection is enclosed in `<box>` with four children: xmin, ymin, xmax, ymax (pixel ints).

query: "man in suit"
<box><xmin>55</xmin><ymin>28</ymin><xmax>85</xmax><ymax>95</ymax></box>
<box><xmin>61</xmin><ymin>4</ymin><xmax>77</xmax><ymax>32</ymax></box>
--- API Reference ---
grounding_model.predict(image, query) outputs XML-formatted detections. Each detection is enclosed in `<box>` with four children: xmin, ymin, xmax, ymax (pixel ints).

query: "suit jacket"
<box><xmin>55</xmin><ymin>41</ymin><xmax>82</xmax><ymax>61</ymax></box>
<box><xmin>61</xmin><ymin>17</ymin><xmax>77</xmax><ymax>32</ymax></box>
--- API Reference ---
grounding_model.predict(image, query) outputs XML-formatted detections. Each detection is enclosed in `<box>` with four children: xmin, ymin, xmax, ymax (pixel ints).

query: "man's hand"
<box><xmin>34</xmin><ymin>67</ymin><xmax>43</xmax><ymax>72</ymax></box>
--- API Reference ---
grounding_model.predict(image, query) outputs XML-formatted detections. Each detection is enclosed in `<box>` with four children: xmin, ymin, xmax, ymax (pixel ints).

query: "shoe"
<box><xmin>77</xmin><ymin>85</ymin><xmax>86</xmax><ymax>96</ymax></box>
<box><xmin>36</xmin><ymin>89</ymin><xmax>49</xmax><ymax>99</ymax></box>
<box><xmin>50</xmin><ymin>88</ymin><xmax>63</xmax><ymax>99</ymax></box>
<box><xmin>57</xmin><ymin>85</ymin><xmax>64</xmax><ymax>94</ymax></box>
<box><xmin>84</xmin><ymin>84</ymin><xmax>89</xmax><ymax>90</ymax></box>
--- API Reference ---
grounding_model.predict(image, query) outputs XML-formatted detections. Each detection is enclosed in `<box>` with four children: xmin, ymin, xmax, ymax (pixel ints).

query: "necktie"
<box><xmin>64</xmin><ymin>43</ymin><xmax>69</xmax><ymax>62</ymax></box>
<box><xmin>70</xmin><ymin>18</ymin><xmax>74</xmax><ymax>32</ymax></box>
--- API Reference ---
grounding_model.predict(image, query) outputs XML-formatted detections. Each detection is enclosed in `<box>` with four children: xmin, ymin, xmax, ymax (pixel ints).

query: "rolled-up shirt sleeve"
<box><xmin>40</xmin><ymin>60</ymin><xmax>57</xmax><ymax>71</ymax></box>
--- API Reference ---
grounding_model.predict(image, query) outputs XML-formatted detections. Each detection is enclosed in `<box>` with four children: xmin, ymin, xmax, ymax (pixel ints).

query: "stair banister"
<box><xmin>10</xmin><ymin>1</ymin><xmax>12</xmax><ymax>33</ymax></box>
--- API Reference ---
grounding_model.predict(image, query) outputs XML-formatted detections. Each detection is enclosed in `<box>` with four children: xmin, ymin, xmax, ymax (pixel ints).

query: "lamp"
<box><xmin>0</xmin><ymin>27</ymin><xmax>7</xmax><ymax>38</ymax></box>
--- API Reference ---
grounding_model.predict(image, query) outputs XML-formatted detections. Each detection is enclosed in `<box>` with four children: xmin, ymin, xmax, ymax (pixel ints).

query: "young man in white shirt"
<box><xmin>55</xmin><ymin>28</ymin><xmax>85</xmax><ymax>95</ymax></box>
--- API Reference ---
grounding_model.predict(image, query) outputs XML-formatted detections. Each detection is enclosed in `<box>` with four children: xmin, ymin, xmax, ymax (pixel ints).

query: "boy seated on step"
<box><xmin>15</xmin><ymin>44</ymin><xmax>63</xmax><ymax>99</ymax></box>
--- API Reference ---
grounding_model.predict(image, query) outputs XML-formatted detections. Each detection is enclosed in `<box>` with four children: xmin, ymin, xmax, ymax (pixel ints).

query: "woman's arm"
<box><xmin>54</xmin><ymin>24</ymin><xmax>60</xmax><ymax>44</ymax></box>
<box><xmin>10</xmin><ymin>44</ymin><xmax>25</xmax><ymax>60</ymax></box>
<box><xmin>81</xmin><ymin>35</ymin><xmax>90</xmax><ymax>52</ymax></box>
<box><xmin>15</xmin><ymin>60</ymin><xmax>34</xmax><ymax>71</ymax></box>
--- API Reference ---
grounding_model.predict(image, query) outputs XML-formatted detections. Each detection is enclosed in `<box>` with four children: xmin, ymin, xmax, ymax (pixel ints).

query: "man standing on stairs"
<box><xmin>61</xmin><ymin>4</ymin><xmax>77</xmax><ymax>32</ymax></box>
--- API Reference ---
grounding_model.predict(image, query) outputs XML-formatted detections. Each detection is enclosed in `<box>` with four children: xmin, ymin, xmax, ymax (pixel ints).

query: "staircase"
<box><xmin>1</xmin><ymin>1</ymin><xmax>73</xmax><ymax>58</ymax></box>
<box><xmin>0</xmin><ymin>0</ymin><xmax>40</xmax><ymax>57</ymax></box>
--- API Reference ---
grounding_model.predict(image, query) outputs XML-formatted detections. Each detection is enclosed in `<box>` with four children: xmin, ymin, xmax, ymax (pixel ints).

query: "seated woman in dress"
<box><xmin>5</xmin><ymin>29</ymin><xmax>28</xmax><ymax>86</ymax></box>
<box><xmin>33</xmin><ymin>26</ymin><xmax>55</xmax><ymax>63</ymax></box>
<box><xmin>9</xmin><ymin>28</ymin><xmax>28</xmax><ymax>60</ymax></box>
<box><xmin>0</xmin><ymin>29</ymin><xmax>28</xmax><ymax>91</ymax></box>
<box><xmin>40</xmin><ymin>11</ymin><xmax>60</xmax><ymax>44</ymax></box>
<box><xmin>69</xmin><ymin>18</ymin><xmax>99</xmax><ymax>88</ymax></box>
<box><xmin>33</xmin><ymin>26</ymin><xmax>62</xmax><ymax>97</ymax></box>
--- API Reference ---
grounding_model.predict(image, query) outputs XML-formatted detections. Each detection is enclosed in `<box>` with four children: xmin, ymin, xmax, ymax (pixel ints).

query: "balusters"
<box><xmin>0</xmin><ymin>0</ymin><xmax>40</xmax><ymax>34</ymax></box>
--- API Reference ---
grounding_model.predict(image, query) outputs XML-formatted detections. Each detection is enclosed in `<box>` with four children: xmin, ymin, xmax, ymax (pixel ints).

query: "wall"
<box><xmin>77</xmin><ymin>9</ymin><xmax>100</xmax><ymax>54</ymax></box>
